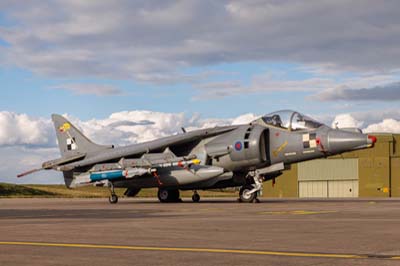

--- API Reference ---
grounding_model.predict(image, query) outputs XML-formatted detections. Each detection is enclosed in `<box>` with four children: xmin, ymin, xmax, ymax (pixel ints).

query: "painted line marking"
<box><xmin>0</xmin><ymin>241</ymin><xmax>393</xmax><ymax>260</ymax></box>
<box><xmin>258</xmin><ymin>210</ymin><xmax>337</xmax><ymax>215</ymax></box>
<box><xmin>272</xmin><ymin>141</ymin><xmax>288</xmax><ymax>157</ymax></box>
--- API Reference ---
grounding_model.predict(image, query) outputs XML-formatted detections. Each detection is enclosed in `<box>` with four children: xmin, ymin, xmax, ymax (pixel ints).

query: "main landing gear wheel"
<box><xmin>239</xmin><ymin>185</ymin><xmax>257</xmax><ymax>203</ymax></box>
<box><xmin>192</xmin><ymin>191</ymin><xmax>200</xmax><ymax>202</ymax></box>
<box><xmin>157</xmin><ymin>188</ymin><xmax>181</xmax><ymax>203</ymax></box>
<box><xmin>108</xmin><ymin>182</ymin><xmax>118</xmax><ymax>204</ymax></box>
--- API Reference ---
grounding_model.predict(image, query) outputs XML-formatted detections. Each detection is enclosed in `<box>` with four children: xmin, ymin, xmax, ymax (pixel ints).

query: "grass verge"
<box><xmin>0</xmin><ymin>183</ymin><xmax>238</xmax><ymax>198</ymax></box>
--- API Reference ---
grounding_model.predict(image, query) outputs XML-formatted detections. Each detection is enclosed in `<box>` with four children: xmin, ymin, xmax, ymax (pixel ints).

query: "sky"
<box><xmin>1</xmin><ymin>1</ymin><xmax>400</xmax><ymax>184</ymax></box>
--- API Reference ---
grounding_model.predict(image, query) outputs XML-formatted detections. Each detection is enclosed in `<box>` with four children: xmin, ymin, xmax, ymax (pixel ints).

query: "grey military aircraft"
<box><xmin>18</xmin><ymin>110</ymin><xmax>376</xmax><ymax>203</ymax></box>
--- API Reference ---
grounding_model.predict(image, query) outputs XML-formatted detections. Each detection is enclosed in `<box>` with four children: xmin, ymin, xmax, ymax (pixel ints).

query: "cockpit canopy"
<box><xmin>260</xmin><ymin>110</ymin><xmax>324</xmax><ymax>131</ymax></box>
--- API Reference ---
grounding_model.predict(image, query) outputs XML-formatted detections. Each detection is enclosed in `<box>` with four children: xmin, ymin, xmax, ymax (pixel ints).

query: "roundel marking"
<box><xmin>234</xmin><ymin>141</ymin><xmax>243</xmax><ymax>151</ymax></box>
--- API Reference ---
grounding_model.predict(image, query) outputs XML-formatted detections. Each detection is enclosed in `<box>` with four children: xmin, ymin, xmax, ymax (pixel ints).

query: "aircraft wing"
<box><xmin>57</xmin><ymin>125</ymin><xmax>238</xmax><ymax>171</ymax></box>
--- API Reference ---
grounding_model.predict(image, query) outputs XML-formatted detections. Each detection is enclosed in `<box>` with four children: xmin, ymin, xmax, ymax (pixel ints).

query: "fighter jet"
<box><xmin>18</xmin><ymin>110</ymin><xmax>376</xmax><ymax>203</ymax></box>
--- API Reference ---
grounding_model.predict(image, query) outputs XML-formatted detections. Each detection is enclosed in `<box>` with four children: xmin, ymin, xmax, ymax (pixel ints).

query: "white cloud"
<box><xmin>331</xmin><ymin>112</ymin><xmax>400</xmax><ymax>134</ymax></box>
<box><xmin>232</xmin><ymin>113</ymin><xmax>260</xmax><ymax>125</ymax></box>
<box><xmin>1</xmin><ymin>1</ymin><xmax>400</xmax><ymax>102</ymax></box>
<box><xmin>68</xmin><ymin>111</ymin><xmax>260</xmax><ymax>146</ymax></box>
<box><xmin>2</xmin><ymin>146</ymin><xmax>63</xmax><ymax>184</ymax></box>
<box><xmin>319</xmin><ymin>109</ymin><xmax>400</xmax><ymax>128</ymax></box>
<box><xmin>364</xmin><ymin>119</ymin><xmax>400</xmax><ymax>133</ymax></box>
<box><xmin>0</xmin><ymin>110</ymin><xmax>255</xmax><ymax>149</ymax></box>
<box><xmin>50</xmin><ymin>83</ymin><xmax>123</xmax><ymax>96</ymax></box>
<box><xmin>1</xmin><ymin>1</ymin><xmax>400</xmax><ymax>86</ymax></box>
<box><xmin>0</xmin><ymin>111</ymin><xmax>54</xmax><ymax>146</ymax></box>
<box><xmin>331</xmin><ymin>114</ymin><xmax>363</xmax><ymax>129</ymax></box>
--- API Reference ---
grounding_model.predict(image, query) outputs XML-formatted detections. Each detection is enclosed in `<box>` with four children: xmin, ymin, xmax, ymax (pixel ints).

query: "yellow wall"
<box><xmin>358</xmin><ymin>157</ymin><xmax>390</xmax><ymax>197</ymax></box>
<box><xmin>390</xmin><ymin>157</ymin><xmax>400</xmax><ymax>197</ymax></box>
<box><xmin>263</xmin><ymin>164</ymin><xmax>298</xmax><ymax>198</ymax></box>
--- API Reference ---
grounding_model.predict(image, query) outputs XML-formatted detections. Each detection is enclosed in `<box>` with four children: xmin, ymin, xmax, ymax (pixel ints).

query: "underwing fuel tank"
<box><xmin>157</xmin><ymin>165</ymin><xmax>225</xmax><ymax>186</ymax></box>
<box><xmin>327</xmin><ymin>129</ymin><xmax>377</xmax><ymax>154</ymax></box>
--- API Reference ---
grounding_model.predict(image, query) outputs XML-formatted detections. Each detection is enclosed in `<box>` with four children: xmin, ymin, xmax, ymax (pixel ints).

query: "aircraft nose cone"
<box><xmin>327</xmin><ymin>130</ymin><xmax>372</xmax><ymax>154</ymax></box>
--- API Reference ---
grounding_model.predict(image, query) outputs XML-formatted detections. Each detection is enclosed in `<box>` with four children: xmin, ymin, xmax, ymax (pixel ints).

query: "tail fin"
<box><xmin>52</xmin><ymin>114</ymin><xmax>111</xmax><ymax>158</ymax></box>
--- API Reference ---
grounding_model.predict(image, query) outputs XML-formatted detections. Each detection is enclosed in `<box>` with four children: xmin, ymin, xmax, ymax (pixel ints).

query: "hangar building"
<box><xmin>263</xmin><ymin>134</ymin><xmax>400</xmax><ymax>198</ymax></box>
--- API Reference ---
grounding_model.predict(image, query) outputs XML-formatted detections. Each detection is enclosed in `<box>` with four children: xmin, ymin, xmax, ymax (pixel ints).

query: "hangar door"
<box><xmin>298</xmin><ymin>159</ymin><xmax>359</xmax><ymax>198</ymax></box>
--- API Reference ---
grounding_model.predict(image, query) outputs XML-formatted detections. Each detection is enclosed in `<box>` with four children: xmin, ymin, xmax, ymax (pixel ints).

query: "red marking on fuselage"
<box><xmin>235</xmin><ymin>141</ymin><xmax>242</xmax><ymax>151</ymax></box>
<box><xmin>316</xmin><ymin>137</ymin><xmax>327</xmax><ymax>154</ymax></box>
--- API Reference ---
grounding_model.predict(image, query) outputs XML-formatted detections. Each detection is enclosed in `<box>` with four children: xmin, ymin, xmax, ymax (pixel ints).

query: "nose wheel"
<box><xmin>108</xmin><ymin>182</ymin><xmax>118</xmax><ymax>204</ymax></box>
<box><xmin>239</xmin><ymin>185</ymin><xmax>257</xmax><ymax>203</ymax></box>
<box><xmin>239</xmin><ymin>172</ymin><xmax>263</xmax><ymax>203</ymax></box>
<box><xmin>192</xmin><ymin>191</ymin><xmax>200</xmax><ymax>202</ymax></box>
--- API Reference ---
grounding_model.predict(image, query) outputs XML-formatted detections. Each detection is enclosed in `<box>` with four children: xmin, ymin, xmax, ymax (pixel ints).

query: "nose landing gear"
<box><xmin>239</xmin><ymin>172</ymin><xmax>263</xmax><ymax>203</ymax></box>
<box><xmin>239</xmin><ymin>185</ymin><xmax>257</xmax><ymax>203</ymax></box>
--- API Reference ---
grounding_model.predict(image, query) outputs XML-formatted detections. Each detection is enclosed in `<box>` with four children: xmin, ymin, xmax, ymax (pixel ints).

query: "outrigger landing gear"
<box><xmin>239</xmin><ymin>172</ymin><xmax>263</xmax><ymax>203</ymax></box>
<box><xmin>108</xmin><ymin>182</ymin><xmax>118</xmax><ymax>204</ymax></box>
<box><xmin>192</xmin><ymin>191</ymin><xmax>200</xmax><ymax>202</ymax></box>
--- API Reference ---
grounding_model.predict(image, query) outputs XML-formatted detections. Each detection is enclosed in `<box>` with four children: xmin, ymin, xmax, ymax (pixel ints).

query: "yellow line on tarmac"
<box><xmin>258</xmin><ymin>210</ymin><xmax>337</xmax><ymax>215</ymax></box>
<box><xmin>0</xmin><ymin>241</ymin><xmax>367</xmax><ymax>259</ymax></box>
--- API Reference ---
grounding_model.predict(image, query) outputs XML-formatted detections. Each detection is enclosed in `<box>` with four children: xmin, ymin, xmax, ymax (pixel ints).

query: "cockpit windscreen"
<box><xmin>261</xmin><ymin>110</ymin><xmax>323</xmax><ymax>131</ymax></box>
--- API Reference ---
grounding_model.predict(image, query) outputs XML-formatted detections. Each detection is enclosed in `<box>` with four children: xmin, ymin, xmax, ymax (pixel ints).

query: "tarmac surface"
<box><xmin>1</xmin><ymin>197</ymin><xmax>400</xmax><ymax>266</ymax></box>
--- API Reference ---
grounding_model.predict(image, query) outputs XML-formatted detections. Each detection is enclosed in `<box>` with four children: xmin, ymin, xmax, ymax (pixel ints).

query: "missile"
<box><xmin>157</xmin><ymin>158</ymin><xmax>201</xmax><ymax>168</ymax></box>
<box><xmin>119</xmin><ymin>157</ymin><xmax>200</xmax><ymax>169</ymax></box>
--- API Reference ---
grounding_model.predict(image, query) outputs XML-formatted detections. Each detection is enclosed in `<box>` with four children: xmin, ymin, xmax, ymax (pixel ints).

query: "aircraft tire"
<box><xmin>158</xmin><ymin>188</ymin><xmax>181</xmax><ymax>203</ymax></box>
<box><xmin>239</xmin><ymin>185</ymin><xmax>257</xmax><ymax>203</ymax></box>
<box><xmin>109</xmin><ymin>194</ymin><xmax>118</xmax><ymax>204</ymax></box>
<box><xmin>170</xmin><ymin>189</ymin><xmax>181</xmax><ymax>202</ymax></box>
<box><xmin>192</xmin><ymin>193</ymin><xmax>200</xmax><ymax>202</ymax></box>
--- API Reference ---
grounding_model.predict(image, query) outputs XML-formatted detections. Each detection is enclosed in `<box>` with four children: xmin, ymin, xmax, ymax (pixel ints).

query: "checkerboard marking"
<box><xmin>303</xmin><ymin>133</ymin><xmax>317</xmax><ymax>149</ymax></box>
<box><xmin>66</xmin><ymin>138</ymin><xmax>77</xmax><ymax>151</ymax></box>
